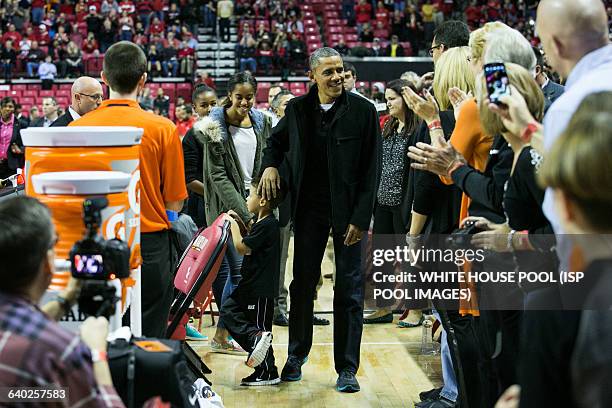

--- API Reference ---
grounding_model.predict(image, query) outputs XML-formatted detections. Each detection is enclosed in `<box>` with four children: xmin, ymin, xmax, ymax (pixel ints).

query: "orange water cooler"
<box><xmin>21</xmin><ymin>127</ymin><xmax>144</xmax><ymax>335</ymax></box>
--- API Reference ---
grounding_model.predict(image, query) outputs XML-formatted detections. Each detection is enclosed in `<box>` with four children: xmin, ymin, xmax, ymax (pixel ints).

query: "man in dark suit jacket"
<box><xmin>51</xmin><ymin>76</ymin><xmax>103</xmax><ymax>127</ymax></box>
<box><xmin>29</xmin><ymin>97</ymin><xmax>59</xmax><ymax>128</ymax></box>
<box><xmin>259</xmin><ymin>47</ymin><xmax>381</xmax><ymax>393</ymax></box>
<box><xmin>533</xmin><ymin>47</ymin><xmax>565</xmax><ymax>113</ymax></box>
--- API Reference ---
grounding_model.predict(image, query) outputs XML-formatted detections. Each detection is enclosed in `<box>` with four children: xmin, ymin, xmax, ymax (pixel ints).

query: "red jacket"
<box><xmin>355</xmin><ymin>4</ymin><xmax>372</xmax><ymax>24</ymax></box>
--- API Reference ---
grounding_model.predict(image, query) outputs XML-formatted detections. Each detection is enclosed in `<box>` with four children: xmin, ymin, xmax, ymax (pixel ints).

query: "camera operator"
<box><xmin>0</xmin><ymin>196</ymin><xmax>124</xmax><ymax>408</ymax></box>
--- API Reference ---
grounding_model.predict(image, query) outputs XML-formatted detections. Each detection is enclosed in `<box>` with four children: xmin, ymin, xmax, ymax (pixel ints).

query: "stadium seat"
<box><xmin>176</xmin><ymin>83</ymin><xmax>192</xmax><ymax>102</ymax></box>
<box><xmin>161</xmin><ymin>83</ymin><xmax>176</xmax><ymax>99</ymax></box>
<box><xmin>308</xmin><ymin>43</ymin><xmax>322</xmax><ymax>54</ymax></box>
<box><xmin>328</xmin><ymin>34</ymin><xmax>344</xmax><ymax>44</ymax></box>
<box><xmin>400</xmin><ymin>42</ymin><xmax>413</xmax><ymax>56</ymax></box>
<box><xmin>289</xmin><ymin>82</ymin><xmax>306</xmax><ymax>91</ymax></box>
<box><xmin>292</xmin><ymin>87</ymin><xmax>306</xmax><ymax>96</ymax></box>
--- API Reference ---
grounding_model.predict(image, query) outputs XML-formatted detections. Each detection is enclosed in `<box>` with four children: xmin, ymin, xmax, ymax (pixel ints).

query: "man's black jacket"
<box><xmin>261</xmin><ymin>84</ymin><xmax>381</xmax><ymax>233</ymax></box>
<box><xmin>49</xmin><ymin>110</ymin><xmax>75</xmax><ymax>127</ymax></box>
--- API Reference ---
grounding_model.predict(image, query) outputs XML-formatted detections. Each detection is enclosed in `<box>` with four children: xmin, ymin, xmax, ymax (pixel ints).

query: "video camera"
<box><xmin>69</xmin><ymin>196</ymin><xmax>130</xmax><ymax>318</ymax></box>
<box><xmin>70</xmin><ymin>196</ymin><xmax>130</xmax><ymax>280</ymax></box>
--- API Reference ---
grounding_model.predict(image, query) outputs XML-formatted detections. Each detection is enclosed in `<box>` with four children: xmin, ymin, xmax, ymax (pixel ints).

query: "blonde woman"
<box><xmin>402</xmin><ymin>46</ymin><xmax>475</xmax><ymax>243</ymax></box>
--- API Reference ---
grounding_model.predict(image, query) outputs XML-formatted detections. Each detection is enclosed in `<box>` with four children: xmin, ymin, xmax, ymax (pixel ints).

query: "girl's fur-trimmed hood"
<box><xmin>194</xmin><ymin>106</ymin><xmax>266</xmax><ymax>144</ymax></box>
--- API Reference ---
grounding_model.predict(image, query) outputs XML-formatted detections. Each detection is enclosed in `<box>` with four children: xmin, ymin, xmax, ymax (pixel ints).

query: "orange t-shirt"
<box><xmin>440</xmin><ymin>98</ymin><xmax>493</xmax><ymax>222</ymax></box>
<box><xmin>70</xmin><ymin>99</ymin><xmax>188</xmax><ymax>233</ymax></box>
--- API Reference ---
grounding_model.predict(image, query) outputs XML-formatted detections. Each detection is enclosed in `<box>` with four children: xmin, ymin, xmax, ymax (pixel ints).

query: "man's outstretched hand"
<box><xmin>258</xmin><ymin>167</ymin><xmax>281</xmax><ymax>200</ymax></box>
<box><xmin>408</xmin><ymin>140</ymin><xmax>466</xmax><ymax>177</ymax></box>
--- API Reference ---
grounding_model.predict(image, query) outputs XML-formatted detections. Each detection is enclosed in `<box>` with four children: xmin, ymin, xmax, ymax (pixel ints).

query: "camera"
<box><xmin>69</xmin><ymin>196</ymin><xmax>130</xmax><ymax>318</ymax></box>
<box><xmin>446</xmin><ymin>220</ymin><xmax>484</xmax><ymax>249</ymax></box>
<box><xmin>70</xmin><ymin>196</ymin><xmax>130</xmax><ymax>280</ymax></box>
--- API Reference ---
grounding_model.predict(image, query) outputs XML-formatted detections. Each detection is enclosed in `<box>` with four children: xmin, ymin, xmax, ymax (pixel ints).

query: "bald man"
<box><xmin>537</xmin><ymin>0</ymin><xmax>612</xmax><ymax>272</ymax></box>
<box><xmin>50</xmin><ymin>77</ymin><xmax>103</xmax><ymax>127</ymax></box>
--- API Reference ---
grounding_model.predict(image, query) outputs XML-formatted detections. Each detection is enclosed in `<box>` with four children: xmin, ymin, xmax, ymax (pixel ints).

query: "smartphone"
<box><xmin>484</xmin><ymin>62</ymin><xmax>510</xmax><ymax>105</ymax></box>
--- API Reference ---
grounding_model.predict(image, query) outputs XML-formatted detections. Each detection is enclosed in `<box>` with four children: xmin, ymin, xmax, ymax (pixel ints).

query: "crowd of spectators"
<box><xmin>0</xmin><ymin>0</ymin><xmax>199</xmax><ymax>81</ymax></box>
<box><xmin>334</xmin><ymin>0</ymin><xmax>562</xmax><ymax>56</ymax></box>
<box><xmin>232</xmin><ymin>0</ymin><xmax>308</xmax><ymax>75</ymax></box>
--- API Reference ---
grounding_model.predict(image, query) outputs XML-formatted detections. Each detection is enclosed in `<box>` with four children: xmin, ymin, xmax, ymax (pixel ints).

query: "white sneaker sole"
<box><xmin>247</xmin><ymin>332</ymin><xmax>273</xmax><ymax>368</ymax></box>
<box><xmin>186</xmin><ymin>336</ymin><xmax>209</xmax><ymax>341</ymax></box>
<box><xmin>240</xmin><ymin>377</ymin><xmax>281</xmax><ymax>386</ymax></box>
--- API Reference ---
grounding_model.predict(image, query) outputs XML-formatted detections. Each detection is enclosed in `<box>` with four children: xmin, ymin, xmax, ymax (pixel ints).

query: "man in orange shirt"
<box><xmin>70</xmin><ymin>41</ymin><xmax>188</xmax><ymax>337</ymax></box>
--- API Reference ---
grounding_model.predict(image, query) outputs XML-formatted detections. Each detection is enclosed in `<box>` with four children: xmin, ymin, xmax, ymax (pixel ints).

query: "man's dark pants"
<box><xmin>141</xmin><ymin>230</ymin><xmax>176</xmax><ymax>338</ymax></box>
<box><xmin>288</xmin><ymin>205</ymin><xmax>364</xmax><ymax>374</ymax></box>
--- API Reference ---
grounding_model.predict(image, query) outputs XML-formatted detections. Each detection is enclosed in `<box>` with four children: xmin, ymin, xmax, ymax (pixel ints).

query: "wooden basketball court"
<box><xmin>192</xmin><ymin>238</ymin><xmax>442</xmax><ymax>407</ymax></box>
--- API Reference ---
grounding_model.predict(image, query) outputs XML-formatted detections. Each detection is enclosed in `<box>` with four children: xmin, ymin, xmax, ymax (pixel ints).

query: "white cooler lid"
<box><xmin>32</xmin><ymin>171</ymin><xmax>131</xmax><ymax>195</ymax></box>
<box><xmin>21</xmin><ymin>126</ymin><xmax>143</xmax><ymax>147</ymax></box>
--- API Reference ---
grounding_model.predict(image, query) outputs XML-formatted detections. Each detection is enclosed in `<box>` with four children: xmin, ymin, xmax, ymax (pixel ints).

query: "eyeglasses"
<box><xmin>78</xmin><ymin>92</ymin><xmax>103</xmax><ymax>101</ymax></box>
<box><xmin>428</xmin><ymin>44</ymin><xmax>443</xmax><ymax>57</ymax></box>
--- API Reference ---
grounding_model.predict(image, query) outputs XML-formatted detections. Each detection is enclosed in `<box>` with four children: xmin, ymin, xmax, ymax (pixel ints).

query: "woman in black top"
<box><xmin>182</xmin><ymin>84</ymin><xmax>218</xmax><ymax>227</ymax></box>
<box><xmin>365</xmin><ymin>79</ymin><xmax>420</xmax><ymax>324</ymax></box>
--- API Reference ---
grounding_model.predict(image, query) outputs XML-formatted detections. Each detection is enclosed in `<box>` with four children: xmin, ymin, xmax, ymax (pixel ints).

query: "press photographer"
<box><xmin>0</xmin><ymin>196</ymin><xmax>124</xmax><ymax>407</ymax></box>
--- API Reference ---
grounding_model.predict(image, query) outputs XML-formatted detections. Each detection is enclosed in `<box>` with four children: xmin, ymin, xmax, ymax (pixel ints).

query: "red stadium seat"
<box><xmin>308</xmin><ymin>43</ymin><xmax>322</xmax><ymax>54</ymax></box>
<box><xmin>19</xmin><ymin>97</ymin><xmax>34</xmax><ymax>105</ymax></box>
<box><xmin>326</xmin><ymin>26</ymin><xmax>343</xmax><ymax>34</ymax></box>
<box><xmin>161</xmin><ymin>83</ymin><xmax>176</xmax><ymax>99</ymax></box>
<box><xmin>357</xmin><ymin>81</ymin><xmax>371</xmax><ymax>89</ymax></box>
<box><xmin>39</xmin><ymin>90</ymin><xmax>54</xmax><ymax>97</ymax></box>
<box><xmin>289</xmin><ymin>82</ymin><xmax>306</xmax><ymax>90</ymax></box>
<box><xmin>292</xmin><ymin>87</ymin><xmax>306</xmax><ymax>96</ymax></box>
<box><xmin>23</xmin><ymin>90</ymin><xmax>38</xmax><ymax>98</ymax></box>
<box><xmin>11</xmin><ymin>85</ymin><xmax>26</xmax><ymax>91</ymax></box>
<box><xmin>256</xmin><ymin>88</ymin><xmax>269</xmax><ymax>103</ymax></box>
<box><xmin>176</xmin><ymin>83</ymin><xmax>192</xmax><ymax>102</ymax></box>
<box><xmin>400</xmin><ymin>42</ymin><xmax>413</xmax><ymax>56</ymax></box>
<box><xmin>56</xmin><ymin>90</ymin><xmax>71</xmax><ymax>98</ymax></box>
<box><xmin>345</xmin><ymin>34</ymin><xmax>359</xmax><ymax>42</ymax></box>
<box><xmin>328</xmin><ymin>34</ymin><xmax>344</xmax><ymax>44</ymax></box>
<box><xmin>373</xmin><ymin>29</ymin><xmax>389</xmax><ymax>38</ymax></box>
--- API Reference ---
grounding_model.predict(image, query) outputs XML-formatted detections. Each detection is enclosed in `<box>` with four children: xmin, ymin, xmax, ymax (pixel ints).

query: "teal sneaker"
<box><xmin>185</xmin><ymin>324</ymin><xmax>208</xmax><ymax>341</ymax></box>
